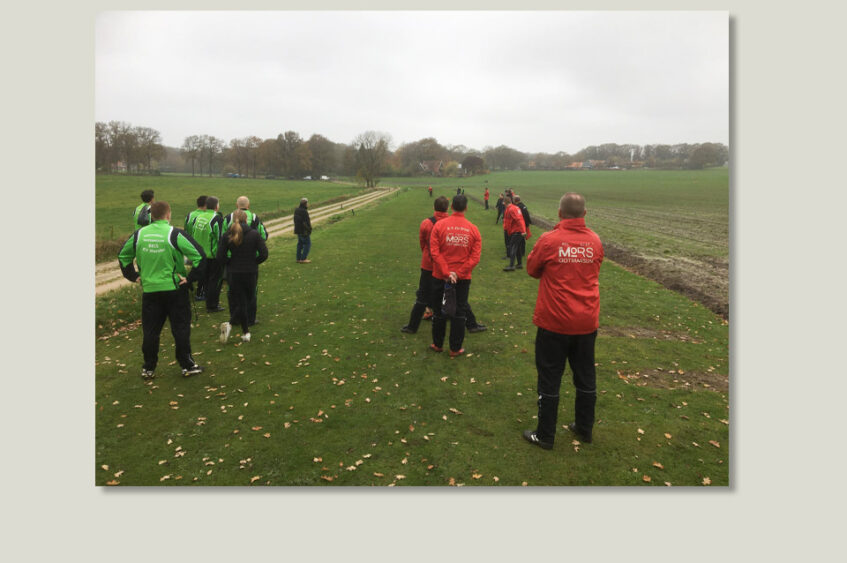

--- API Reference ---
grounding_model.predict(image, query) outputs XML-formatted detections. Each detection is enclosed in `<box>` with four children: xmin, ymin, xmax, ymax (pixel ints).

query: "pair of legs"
<box><xmin>431</xmin><ymin>279</ymin><xmax>471</xmax><ymax>353</ymax></box>
<box><xmin>141</xmin><ymin>286</ymin><xmax>197</xmax><ymax>372</ymax></box>
<box><xmin>296</xmin><ymin>234</ymin><xmax>311</xmax><ymax>262</ymax></box>
<box><xmin>227</xmin><ymin>272</ymin><xmax>258</xmax><ymax>335</ymax></box>
<box><xmin>533</xmin><ymin>328</ymin><xmax>597</xmax><ymax>444</ymax></box>
<box><xmin>227</xmin><ymin>271</ymin><xmax>259</xmax><ymax>326</ymax></box>
<box><xmin>204</xmin><ymin>258</ymin><xmax>223</xmax><ymax>310</ymax></box>
<box><xmin>507</xmin><ymin>233</ymin><xmax>524</xmax><ymax>268</ymax></box>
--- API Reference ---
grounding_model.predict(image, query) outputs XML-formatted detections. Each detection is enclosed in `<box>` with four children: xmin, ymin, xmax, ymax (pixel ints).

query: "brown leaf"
<box><xmin>652</xmin><ymin>461</ymin><xmax>665</xmax><ymax>470</ymax></box>
<box><xmin>637</xmin><ymin>428</ymin><xmax>645</xmax><ymax>435</ymax></box>
<box><xmin>106</xmin><ymin>480</ymin><xmax>120</xmax><ymax>486</ymax></box>
<box><xmin>313</xmin><ymin>457</ymin><xmax>322</xmax><ymax>463</ymax></box>
<box><xmin>321</xmin><ymin>475</ymin><xmax>334</xmax><ymax>482</ymax></box>
<box><xmin>642</xmin><ymin>475</ymin><xmax>652</xmax><ymax>483</ymax></box>
<box><xmin>448</xmin><ymin>477</ymin><xmax>456</xmax><ymax>486</ymax></box>
<box><xmin>664</xmin><ymin>433</ymin><xmax>672</xmax><ymax>439</ymax></box>
<box><xmin>373</xmin><ymin>472</ymin><xmax>384</xmax><ymax>477</ymax></box>
<box><xmin>472</xmin><ymin>473</ymin><xmax>482</xmax><ymax>479</ymax></box>
<box><xmin>449</xmin><ymin>407</ymin><xmax>463</xmax><ymax>415</ymax></box>
<box><xmin>702</xmin><ymin>477</ymin><xmax>711</xmax><ymax>486</ymax></box>
<box><xmin>409</xmin><ymin>425</ymin><xmax>415</xmax><ymax>432</ymax></box>
<box><xmin>251</xmin><ymin>426</ymin><xmax>263</xmax><ymax>431</ymax></box>
<box><xmin>709</xmin><ymin>440</ymin><xmax>721</xmax><ymax>448</ymax></box>
<box><xmin>250</xmin><ymin>475</ymin><xmax>261</xmax><ymax>483</ymax></box>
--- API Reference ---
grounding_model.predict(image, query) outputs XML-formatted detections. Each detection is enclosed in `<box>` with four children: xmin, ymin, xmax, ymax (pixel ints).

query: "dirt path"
<box><xmin>96</xmin><ymin>187</ymin><xmax>398</xmax><ymax>296</ymax></box>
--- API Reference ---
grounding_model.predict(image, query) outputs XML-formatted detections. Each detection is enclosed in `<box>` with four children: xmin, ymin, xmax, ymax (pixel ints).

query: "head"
<box><xmin>236</xmin><ymin>196</ymin><xmax>250</xmax><ymax>210</ymax></box>
<box><xmin>504</xmin><ymin>195</ymin><xmax>513</xmax><ymax>205</ymax></box>
<box><xmin>205</xmin><ymin>196</ymin><xmax>220</xmax><ymax>211</ymax></box>
<box><xmin>559</xmin><ymin>192</ymin><xmax>587</xmax><ymax>219</ymax></box>
<box><xmin>451</xmin><ymin>194</ymin><xmax>468</xmax><ymax>213</ymax></box>
<box><xmin>196</xmin><ymin>195</ymin><xmax>207</xmax><ymax>209</ymax></box>
<box><xmin>141</xmin><ymin>189</ymin><xmax>155</xmax><ymax>203</ymax></box>
<box><xmin>513</xmin><ymin>195</ymin><xmax>521</xmax><ymax>204</ymax></box>
<box><xmin>433</xmin><ymin>196</ymin><xmax>449</xmax><ymax>213</ymax></box>
<box><xmin>150</xmin><ymin>201</ymin><xmax>170</xmax><ymax>222</ymax></box>
<box><xmin>300</xmin><ymin>198</ymin><xmax>308</xmax><ymax>208</ymax></box>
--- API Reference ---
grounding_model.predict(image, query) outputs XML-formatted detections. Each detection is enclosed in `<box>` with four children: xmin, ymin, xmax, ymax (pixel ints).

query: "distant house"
<box><xmin>419</xmin><ymin>160</ymin><xmax>444</xmax><ymax>176</ymax></box>
<box><xmin>567</xmin><ymin>161</ymin><xmax>583</xmax><ymax>169</ymax></box>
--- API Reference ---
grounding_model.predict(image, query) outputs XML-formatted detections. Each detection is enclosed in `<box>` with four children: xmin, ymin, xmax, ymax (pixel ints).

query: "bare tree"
<box><xmin>181</xmin><ymin>135</ymin><xmax>201</xmax><ymax>176</ymax></box>
<box><xmin>352</xmin><ymin>131</ymin><xmax>391</xmax><ymax>188</ymax></box>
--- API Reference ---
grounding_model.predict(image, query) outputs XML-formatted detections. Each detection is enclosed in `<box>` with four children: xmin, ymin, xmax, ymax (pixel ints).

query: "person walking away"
<box><xmin>522</xmin><ymin>192</ymin><xmax>604</xmax><ymax>449</ymax></box>
<box><xmin>223</xmin><ymin>196</ymin><xmax>268</xmax><ymax>325</ymax></box>
<box><xmin>428</xmin><ymin>195</ymin><xmax>481</xmax><ymax>357</ymax></box>
<box><xmin>133</xmin><ymin>190</ymin><xmax>155</xmax><ymax>231</ymax></box>
<box><xmin>502</xmin><ymin>196</ymin><xmax>526</xmax><ymax>271</ymax></box>
<box><xmin>294</xmin><ymin>198</ymin><xmax>312</xmax><ymax>263</ymax></box>
<box><xmin>218</xmin><ymin>209</ymin><xmax>269</xmax><ymax>344</ymax></box>
<box><xmin>428</xmin><ymin>186</ymin><xmax>433</xmax><ymax>197</ymax></box>
<box><xmin>484</xmin><ymin>187</ymin><xmax>490</xmax><ymax>210</ymax></box>
<box><xmin>184</xmin><ymin>195</ymin><xmax>207</xmax><ymax>299</ymax></box>
<box><xmin>118</xmin><ymin>201</ymin><xmax>207</xmax><ymax>379</ymax></box>
<box><xmin>495</xmin><ymin>193</ymin><xmax>505</xmax><ymax>224</ymax></box>
<box><xmin>401</xmin><ymin>196</ymin><xmax>450</xmax><ymax>334</ymax></box>
<box><xmin>190</xmin><ymin>195</ymin><xmax>225</xmax><ymax>312</ymax></box>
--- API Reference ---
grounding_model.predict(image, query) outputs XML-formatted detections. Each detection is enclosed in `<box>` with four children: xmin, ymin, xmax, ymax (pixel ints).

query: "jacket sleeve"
<box><xmin>118</xmin><ymin>231</ymin><xmax>140</xmax><ymax>282</ymax></box>
<box><xmin>305</xmin><ymin>211</ymin><xmax>312</xmax><ymax>234</ymax></box>
<box><xmin>210</xmin><ymin>215</ymin><xmax>224</xmax><ymax>257</ymax></box>
<box><xmin>419</xmin><ymin>220</ymin><xmax>429</xmax><ymax>252</ymax></box>
<box><xmin>174</xmin><ymin>229</ymin><xmax>207</xmax><ymax>283</ymax></box>
<box><xmin>216</xmin><ymin>234</ymin><xmax>229</xmax><ymax>263</ymax></box>
<box><xmin>460</xmin><ymin>227</ymin><xmax>482</xmax><ymax>278</ymax></box>
<box><xmin>256</xmin><ymin>234</ymin><xmax>269</xmax><ymax>265</ymax></box>
<box><xmin>429</xmin><ymin>223</ymin><xmax>448</xmax><ymax>279</ymax></box>
<box><xmin>526</xmin><ymin>233</ymin><xmax>547</xmax><ymax>279</ymax></box>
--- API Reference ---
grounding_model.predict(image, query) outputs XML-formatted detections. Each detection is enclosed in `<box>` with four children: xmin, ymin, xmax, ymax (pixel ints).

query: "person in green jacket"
<box><xmin>184</xmin><ymin>195</ymin><xmax>207</xmax><ymax>238</ymax></box>
<box><xmin>118</xmin><ymin>200</ymin><xmax>207</xmax><ymax>379</ymax></box>
<box><xmin>133</xmin><ymin>189</ymin><xmax>155</xmax><ymax>231</ymax></box>
<box><xmin>189</xmin><ymin>195</ymin><xmax>225</xmax><ymax>313</ymax></box>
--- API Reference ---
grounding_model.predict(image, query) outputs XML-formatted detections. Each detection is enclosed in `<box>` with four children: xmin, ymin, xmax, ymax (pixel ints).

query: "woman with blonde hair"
<box><xmin>217</xmin><ymin>209</ymin><xmax>269</xmax><ymax>344</ymax></box>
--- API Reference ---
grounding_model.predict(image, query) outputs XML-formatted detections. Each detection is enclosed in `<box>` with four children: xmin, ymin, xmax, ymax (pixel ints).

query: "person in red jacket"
<box><xmin>401</xmin><ymin>196</ymin><xmax>450</xmax><ymax>334</ymax></box>
<box><xmin>502</xmin><ymin>195</ymin><xmax>527</xmax><ymax>271</ymax></box>
<box><xmin>484</xmin><ymin>187</ymin><xmax>490</xmax><ymax>209</ymax></box>
<box><xmin>428</xmin><ymin>194</ymin><xmax>482</xmax><ymax>356</ymax></box>
<box><xmin>522</xmin><ymin>192</ymin><xmax>604</xmax><ymax>450</ymax></box>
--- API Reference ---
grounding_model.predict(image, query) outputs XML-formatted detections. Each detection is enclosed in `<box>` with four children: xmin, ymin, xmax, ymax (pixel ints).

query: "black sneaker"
<box><xmin>206</xmin><ymin>305</ymin><xmax>225</xmax><ymax>313</ymax></box>
<box><xmin>567</xmin><ymin>423</ymin><xmax>593</xmax><ymax>443</ymax></box>
<box><xmin>400</xmin><ymin>325</ymin><xmax>417</xmax><ymax>334</ymax></box>
<box><xmin>141</xmin><ymin>368</ymin><xmax>155</xmax><ymax>379</ymax></box>
<box><xmin>522</xmin><ymin>430</ymin><xmax>553</xmax><ymax>450</ymax></box>
<box><xmin>467</xmin><ymin>324</ymin><xmax>487</xmax><ymax>333</ymax></box>
<box><xmin>503</xmin><ymin>267</ymin><xmax>515</xmax><ymax>272</ymax></box>
<box><xmin>181</xmin><ymin>364</ymin><xmax>204</xmax><ymax>377</ymax></box>
<box><xmin>516</xmin><ymin>264</ymin><xmax>523</xmax><ymax>269</ymax></box>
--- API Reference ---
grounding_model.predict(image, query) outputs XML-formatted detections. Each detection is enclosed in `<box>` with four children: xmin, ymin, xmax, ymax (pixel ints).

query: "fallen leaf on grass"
<box><xmin>101</xmin><ymin>465</ymin><xmax>109</xmax><ymax>471</ymax></box>
<box><xmin>472</xmin><ymin>474</ymin><xmax>482</xmax><ymax>479</ymax></box>
<box><xmin>284</xmin><ymin>422</ymin><xmax>291</xmax><ymax>429</ymax></box>
<box><xmin>401</xmin><ymin>457</ymin><xmax>408</xmax><ymax>465</ymax></box>
<box><xmin>106</xmin><ymin>480</ymin><xmax>120</xmax><ymax>486</ymax></box>
<box><xmin>449</xmin><ymin>408</ymin><xmax>463</xmax><ymax>415</ymax></box>
<box><xmin>313</xmin><ymin>457</ymin><xmax>322</xmax><ymax>463</ymax></box>
<box><xmin>263</xmin><ymin>433</ymin><xmax>271</xmax><ymax>438</ymax></box>
<box><xmin>251</xmin><ymin>426</ymin><xmax>263</xmax><ymax>431</ymax></box>
<box><xmin>652</xmin><ymin>462</ymin><xmax>665</xmax><ymax>470</ymax></box>
<box><xmin>321</xmin><ymin>475</ymin><xmax>334</xmax><ymax>482</ymax></box>
<box><xmin>346</xmin><ymin>466</ymin><xmax>357</xmax><ymax>471</ymax></box>
<box><xmin>448</xmin><ymin>477</ymin><xmax>456</xmax><ymax>486</ymax></box>
<box><xmin>395</xmin><ymin>475</ymin><xmax>406</xmax><ymax>480</ymax></box>
<box><xmin>373</xmin><ymin>472</ymin><xmax>384</xmax><ymax>478</ymax></box>
<box><xmin>664</xmin><ymin>433</ymin><xmax>672</xmax><ymax>439</ymax></box>
<box><xmin>493</xmin><ymin>476</ymin><xmax>499</xmax><ymax>482</ymax></box>
<box><xmin>409</xmin><ymin>425</ymin><xmax>415</xmax><ymax>432</ymax></box>
<box><xmin>114</xmin><ymin>470</ymin><xmax>124</xmax><ymax>478</ymax></box>
<box><xmin>250</xmin><ymin>476</ymin><xmax>261</xmax><ymax>483</ymax></box>
<box><xmin>642</xmin><ymin>475</ymin><xmax>652</xmax><ymax>483</ymax></box>
<box><xmin>637</xmin><ymin>428</ymin><xmax>645</xmax><ymax>435</ymax></box>
<box><xmin>709</xmin><ymin>440</ymin><xmax>721</xmax><ymax>448</ymax></box>
<box><xmin>702</xmin><ymin>477</ymin><xmax>711</xmax><ymax>486</ymax></box>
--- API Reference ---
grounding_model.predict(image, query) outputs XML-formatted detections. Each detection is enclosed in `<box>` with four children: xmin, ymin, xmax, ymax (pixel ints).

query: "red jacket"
<box><xmin>419</xmin><ymin>210</ymin><xmax>449</xmax><ymax>270</ymax></box>
<box><xmin>503</xmin><ymin>204</ymin><xmax>526</xmax><ymax>235</ymax></box>
<box><xmin>484</xmin><ymin>189</ymin><xmax>490</xmax><ymax>200</ymax></box>
<box><xmin>526</xmin><ymin>218</ymin><xmax>604</xmax><ymax>335</ymax></box>
<box><xmin>429</xmin><ymin>211</ymin><xmax>482</xmax><ymax>280</ymax></box>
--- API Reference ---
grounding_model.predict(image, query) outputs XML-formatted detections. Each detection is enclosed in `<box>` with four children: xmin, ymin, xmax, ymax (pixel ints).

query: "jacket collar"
<box><xmin>557</xmin><ymin>217</ymin><xmax>586</xmax><ymax>229</ymax></box>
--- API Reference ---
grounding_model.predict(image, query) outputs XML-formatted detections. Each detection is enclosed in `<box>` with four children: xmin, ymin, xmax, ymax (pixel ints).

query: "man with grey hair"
<box><xmin>523</xmin><ymin>192</ymin><xmax>604</xmax><ymax>449</ymax></box>
<box><xmin>294</xmin><ymin>197</ymin><xmax>312</xmax><ymax>263</ymax></box>
<box><xmin>222</xmin><ymin>195</ymin><xmax>268</xmax><ymax>325</ymax></box>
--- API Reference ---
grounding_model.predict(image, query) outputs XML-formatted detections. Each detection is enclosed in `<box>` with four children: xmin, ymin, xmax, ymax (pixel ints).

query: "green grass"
<box><xmin>95</xmin><ymin>174</ymin><xmax>366</xmax><ymax>246</ymax></box>
<box><xmin>95</xmin><ymin>187</ymin><xmax>728</xmax><ymax>486</ymax></box>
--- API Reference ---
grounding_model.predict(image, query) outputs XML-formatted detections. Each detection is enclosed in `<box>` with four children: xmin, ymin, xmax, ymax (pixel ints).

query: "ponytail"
<box><xmin>229</xmin><ymin>209</ymin><xmax>247</xmax><ymax>246</ymax></box>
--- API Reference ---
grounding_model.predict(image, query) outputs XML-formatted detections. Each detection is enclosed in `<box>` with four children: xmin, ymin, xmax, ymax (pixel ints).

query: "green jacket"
<box><xmin>189</xmin><ymin>209</ymin><xmax>224</xmax><ymax>258</ymax></box>
<box><xmin>184</xmin><ymin>208</ymin><xmax>204</xmax><ymax>238</ymax></box>
<box><xmin>118</xmin><ymin>220</ymin><xmax>206</xmax><ymax>293</ymax></box>
<box><xmin>133</xmin><ymin>203</ymin><xmax>152</xmax><ymax>231</ymax></box>
<box><xmin>223</xmin><ymin>209</ymin><xmax>268</xmax><ymax>240</ymax></box>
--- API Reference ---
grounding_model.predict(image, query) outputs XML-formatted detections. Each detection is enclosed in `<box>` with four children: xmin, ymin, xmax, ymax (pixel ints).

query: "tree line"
<box><xmin>95</xmin><ymin>121</ymin><xmax>728</xmax><ymax>185</ymax></box>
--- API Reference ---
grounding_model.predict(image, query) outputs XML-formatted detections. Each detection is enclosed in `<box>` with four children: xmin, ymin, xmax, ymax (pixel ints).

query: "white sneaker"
<box><xmin>219</xmin><ymin>322</ymin><xmax>231</xmax><ymax>344</ymax></box>
<box><xmin>241</xmin><ymin>332</ymin><xmax>251</xmax><ymax>343</ymax></box>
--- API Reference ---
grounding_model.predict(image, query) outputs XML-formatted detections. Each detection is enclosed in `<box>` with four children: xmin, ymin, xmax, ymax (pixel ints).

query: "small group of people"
<box><xmin>120</xmin><ymin>191</ymin><xmax>271</xmax><ymax>379</ymax></box>
<box><xmin>402</xmin><ymin>188</ymin><xmax>604</xmax><ymax>449</ymax></box>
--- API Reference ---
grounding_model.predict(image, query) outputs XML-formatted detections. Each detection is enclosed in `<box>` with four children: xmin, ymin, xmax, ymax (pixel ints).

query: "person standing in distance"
<box><xmin>495</xmin><ymin>193</ymin><xmax>505</xmax><ymax>224</ymax></box>
<box><xmin>429</xmin><ymin>194</ymin><xmax>482</xmax><ymax>357</ymax></box>
<box><xmin>118</xmin><ymin>201</ymin><xmax>207</xmax><ymax>379</ymax></box>
<box><xmin>133</xmin><ymin>189</ymin><xmax>155</xmax><ymax>231</ymax></box>
<box><xmin>522</xmin><ymin>193</ymin><xmax>604</xmax><ymax>449</ymax></box>
<box><xmin>502</xmin><ymin>195</ymin><xmax>526</xmax><ymax>271</ymax></box>
<box><xmin>484</xmin><ymin>187</ymin><xmax>490</xmax><ymax>210</ymax></box>
<box><xmin>294</xmin><ymin>198</ymin><xmax>312</xmax><ymax>263</ymax></box>
<box><xmin>218</xmin><ymin>209</ymin><xmax>269</xmax><ymax>345</ymax></box>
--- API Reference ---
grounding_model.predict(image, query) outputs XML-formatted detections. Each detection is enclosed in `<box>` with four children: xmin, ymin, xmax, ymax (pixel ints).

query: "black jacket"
<box><xmin>517</xmin><ymin>202</ymin><xmax>532</xmax><ymax>226</ymax></box>
<box><xmin>217</xmin><ymin>223</ymin><xmax>269</xmax><ymax>274</ymax></box>
<box><xmin>293</xmin><ymin>205</ymin><xmax>312</xmax><ymax>235</ymax></box>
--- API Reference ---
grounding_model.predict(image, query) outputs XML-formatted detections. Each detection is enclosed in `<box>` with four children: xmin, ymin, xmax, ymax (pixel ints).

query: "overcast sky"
<box><xmin>95</xmin><ymin>11</ymin><xmax>728</xmax><ymax>154</ymax></box>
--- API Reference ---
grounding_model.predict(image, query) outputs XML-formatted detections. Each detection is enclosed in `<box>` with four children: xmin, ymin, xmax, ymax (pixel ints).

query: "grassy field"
<box><xmin>95</xmin><ymin>185</ymin><xmax>728</xmax><ymax>486</ymax></box>
<box><xmin>386</xmin><ymin>169</ymin><xmax>729</xmax><ymax>316</ymax></box>
<box><xmin>95</xmin><ymin>174</ymin><xmax>364</xmax><ymax>246</ymax></box>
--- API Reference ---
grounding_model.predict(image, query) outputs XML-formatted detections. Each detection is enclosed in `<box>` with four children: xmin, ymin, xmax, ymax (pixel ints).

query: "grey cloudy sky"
<box><xmin>95</xmin><ymin>11</ymin><xmax>728</xmax><ymax>154</ymax></box>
